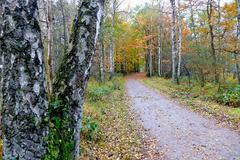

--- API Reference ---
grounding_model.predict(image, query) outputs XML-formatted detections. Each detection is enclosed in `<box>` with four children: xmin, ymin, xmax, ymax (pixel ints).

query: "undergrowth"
<box><xmin>80</xmin><ymin>76</ymin><xmax>163</xmax><ymax>159</ymax></box>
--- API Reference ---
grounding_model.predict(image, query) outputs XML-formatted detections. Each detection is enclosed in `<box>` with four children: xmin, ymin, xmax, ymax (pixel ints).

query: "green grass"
<box><xmin>143</xmin><ymin>77</ymin><xmax>240</xmax><ymax>131</ymax></box>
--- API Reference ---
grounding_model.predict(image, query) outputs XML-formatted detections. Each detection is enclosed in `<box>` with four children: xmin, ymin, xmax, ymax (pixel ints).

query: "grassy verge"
<box><xmin>143</xmin><ymin>77</ymin><xmax>240</xmax><ymax>131</ymax></box>
<box><xmin>80</xmin><ymin>77</ymin><xmax>163</xmax><ymax>159</ymax></box>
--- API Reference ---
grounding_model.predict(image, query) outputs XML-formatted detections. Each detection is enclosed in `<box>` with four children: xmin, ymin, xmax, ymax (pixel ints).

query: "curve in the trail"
<box><xmin>126</xmin><ymin>77</ymin><xmax>240</xmax><ymax>160</ymax></box>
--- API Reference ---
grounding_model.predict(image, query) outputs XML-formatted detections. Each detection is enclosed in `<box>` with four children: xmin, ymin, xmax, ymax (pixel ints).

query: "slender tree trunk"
<box><xmin>234</xmin><ymin>52</ymin><xmax>240</xmax><ymax>84</ymax></box>
<box><xmin>1</xmin><ymin>0</ymin><xmax>48</xmax><ymax>159</ymax></box>
<box><xmin>99</xmin><ymin>20</ymin><xmax>105</xmax><ymax>83</ymax></box>
<box><xmin>47</xmin><ymin>0</ymin><xmax>53</xmax><ymax>96</ymax></box>
<box><xmin>146</xmin><ymin>28</ymin><xmax>153</xmax><ymax>77</ymax></box>
<box><xmin>170</xmin><ymin>0</ymin><xmax>178</xmax><ymax>83</ymax></box>
<box><xmin>177</xmin><ymin>0</ymin><xmax>182</xmax><ymax>78</ymax></box>
<box><xmin>149</xmin><ymin>52</ymin><xmax>153</xmax><ymax>77</ymax></box>
<box><xmin>59</xmin><ymin>0</ymin><xmax>68</xmax><ymax>54</ymax></box>
<box><xmin>157</xmin><ymin>3</ymin><xmax>163</xmax><ymax>77</ymax></box>
<box><xmin>109</xmin><ymin>1</ymin><xmax>116</xmax><ymax>80</ymax></box>
<box><xmin>49</xmin><ymin>0</ymin><xmax>104</xmax><ymax>159</ymax></box>
<box><xmin>207</xmin><ymin>0</ymin><xmax>219</xmax><ymax>83</ymax></box>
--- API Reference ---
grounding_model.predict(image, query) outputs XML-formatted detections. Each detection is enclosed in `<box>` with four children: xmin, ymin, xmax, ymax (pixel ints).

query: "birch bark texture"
<box><xmin>50</xmin><ymin>0</ymin><xmax>104</xmax><ymax>159</ymax></box>
<box><xmin>177</xmin><ymin>0</ymin><xmax>182</xmax><ymax>78</ymax></box>
<box><xmin>109</xmin><ymin>0</ymin><xmax>117</xmax><ymax>80</ymax></box>
<box><xmin>1</xmin><ymin>0</ymin><xmax>48</xmax><ymax>159</ymax></box>
<box><xmin>0</xmin><ymin>0</ymin><xmax>104</xmax><ymax>159</ymax></box>
<box><xmin>99</xmin><ymin>17</ymin><xmax>105</xmax><ymax>83</ymax></box>
<box><xmin>170</xmin><ymin>0</ymin><xmax>178</xmax><ymax>83</ymax></box>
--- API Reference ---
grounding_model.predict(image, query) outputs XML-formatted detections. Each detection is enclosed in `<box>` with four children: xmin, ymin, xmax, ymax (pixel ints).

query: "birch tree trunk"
<box><xmin>99</xmin><ymin>20</ymin><xmax>105</xmax><ymax>83</ymax></box>
<box><xmin>59</xmin><ymin>0</ymin><xmax>68</xmax><ymax>54</ymax></box>
<box><xmin>177</xmin><ymin>0</ymin><xmax>182</xmax><ymax>78</ymax></box>
<box><xmin>47</xmin><ymin>0</ymin><xmax>53</xmax><ymax>95</ymax></box>
<box><xmin>109</xmin><ymin>0</ymin><xmax>116</xmax><ymax>80</ymax></box>
<box><xmin>1</xmin><ymin>0</ymin><xmax>48</xmax><ymax>159</ymax></box>
<box><xmin>149</xmin><ymin>14</ymin><xmax>153</xmax><ymax>77</ymax></box>
<box><xmin>170</xmin><ymin>0</ymin><xmax>178</xmax><ymax>83</ymax></box>
<box><xmin>0</xmin><ymin>1</ymin><xmax>3</xmax><ymax>136</ymax></box>
<box><xmin>48</xmin><ymin>0</ymin><xmax>104</xmax><ymax>159</ymax></box>
<box><xmin>157</xmin><ymin>3</ymin><xmax>162</xmax><ymax>77</ymax></box>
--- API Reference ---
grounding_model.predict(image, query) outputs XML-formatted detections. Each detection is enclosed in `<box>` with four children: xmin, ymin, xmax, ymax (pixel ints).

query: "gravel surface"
<box><xmin>126</xmin><ymin>76</ymin><xmax>240</xmax><ymax>160</ymax></box>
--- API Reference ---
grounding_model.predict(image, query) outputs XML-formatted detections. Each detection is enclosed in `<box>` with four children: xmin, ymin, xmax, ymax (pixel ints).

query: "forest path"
<box><xmin>125</xmin><ymin>74</ymin><xmax>240</xmax><ymax>160</ymax></box>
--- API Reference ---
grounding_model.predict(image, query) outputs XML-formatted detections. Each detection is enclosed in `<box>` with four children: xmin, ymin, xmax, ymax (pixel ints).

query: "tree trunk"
<box><xmin>234</xmin><ymin>52</ymin><xmax>240</xmax><ymax>84</ymax></box>
<box><xmin>177</xmin><ymin>0</ymin><xmax>182</xmax><ymax>78</ymax></box>
<box><xmin>48</xmin><ymin>0</ymin><xmax>104</xmax><ymax>159</ymax></box>
<box><xmin>59</xmin><ymin>0</ymin><xmax>68</xmax><ymax>54</ymax></box>
<box><xmin>1</xmin><ymin>0</ymin><xmax>48</xmax><ymax>159</ymax></box>
<box><xmin>109</xmin><ymin>1</ymin><xmax>116</xmax><ymax>80</ymax></box>
<box><xmin>207</xmin><ymin>0</ymin><xmax>219</xmax><ymax>83</ymax></box>
<box><xmin>157</xmin><ymin>3</ymin><xmax>163</xmax><ymax>77</ymax></box>
<box><xmin>47</xmin><ymin>0</ymin><xmax>53</xmax><ymax>96</ymax></box>
<box><xmin>146</xmin><ymin>28</ymin><xmax>153</xmax><ymax>77</ymax></box>
<box><xmin>99</xmin><ymin>19</ymin><xmax>105</xmax><ymax>83</ymax></box>
<box><xmin>170</xmin><ymin>0</ymin><xmax>178</xmax><ymax>83</ymax></box>
<box><xmin>0</xmin><ymin>0</ymin><xmax>3</xmax><ymax>130</ymax></box>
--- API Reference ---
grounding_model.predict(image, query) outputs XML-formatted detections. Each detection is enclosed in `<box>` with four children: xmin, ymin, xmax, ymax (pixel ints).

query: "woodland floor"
<box><xmin>126</xmin><ymin>74</ymin><xmax>240</xmax><ymax>160</ymax></box>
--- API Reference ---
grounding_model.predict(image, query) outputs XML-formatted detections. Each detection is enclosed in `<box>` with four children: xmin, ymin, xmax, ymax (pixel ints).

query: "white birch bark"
<box><xmin>170</xmin><ymin>0</ymin><xmax>178</xmax><ymax>83</ymax></box>
<box><xmin>109</xmin><ymin>0</ymin><xmax>116</xmax><ymax>79</ymax></box>
<box><xmin>177</xmin><ymin>0</ymin><xmax>182</xmax><ymax>78</ymax></box>
<box><xmin>1</xmin><ymin>0</ymin><xmax>48</xmax><ymax>158</ymax></box>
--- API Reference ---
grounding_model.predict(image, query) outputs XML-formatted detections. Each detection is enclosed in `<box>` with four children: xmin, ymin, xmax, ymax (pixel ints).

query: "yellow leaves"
<box><xmin>223</xmin><ymin>2</ymin><xmax>237</xmax><ymax>17</ymax></box>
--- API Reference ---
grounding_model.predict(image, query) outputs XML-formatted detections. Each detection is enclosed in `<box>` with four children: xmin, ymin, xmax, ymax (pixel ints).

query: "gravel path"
<box><xmin>126</xmin><ymin>76</ymin><xmax>240</xmax><ymax>160</ymax></box>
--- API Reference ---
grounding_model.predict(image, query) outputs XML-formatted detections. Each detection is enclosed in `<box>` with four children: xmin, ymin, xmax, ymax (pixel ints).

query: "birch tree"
<box><xmin>48</xmin><ymin>0</ymin><xmax>104</xmax><ymax>159</ymax></box>
<box><xmin>1</xmin><ymin>0</ymin><xmax>48</xmax><ymax>158</ymax></box>
<box><xmin>0</xmin><ymin>0</ymin><xmax>3</xmax><ymax>134</ymax></box>
<box><xmin>177</xmin><ymin>0</ymin><xmax>182</xmax><ymax>78</ymax></box>
<box><xmin>1</xmin><ymin>0</ymin><xmax>104</xmax><ymax>159</ymax></box>
<box><xmin>157</xmin><ymin>2</ymin><xmax>163</xmax><ymax>77</ymax></box>
<box><xmin>109</xmin><ymin>0</ymin><xmax>117</xmax><ymax>79</ymax></box>
<box><xmin>59</xmin><ymin>0</ymin><xmax>69</xmax><ymax>54</ymax></box>
<box><xmin>99</xmin><ymin>17</ymin><xmax>105</xmax><ymax>83</ymax></box>
<box><xmin>170</xmin><ymin>0</ymin><xmax>179</xmax><ymax>83</ymax></box>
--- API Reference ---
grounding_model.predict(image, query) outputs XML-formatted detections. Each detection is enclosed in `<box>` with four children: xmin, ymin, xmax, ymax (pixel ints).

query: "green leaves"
<box><xmin>82</xmin><ymin>116</ymin><xmax>100</xmax><ymax>141</ymax></box>
<box><xmin>216</xmin><ymin>85</ymin><xmax>240</xmax><ymax>107</ymax></box>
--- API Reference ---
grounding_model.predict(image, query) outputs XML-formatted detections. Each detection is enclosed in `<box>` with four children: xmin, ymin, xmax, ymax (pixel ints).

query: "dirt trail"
<box><xmin>125</xmin><ymin>75</ymin><xmax>240</xmax><ymax>160</ymax></box>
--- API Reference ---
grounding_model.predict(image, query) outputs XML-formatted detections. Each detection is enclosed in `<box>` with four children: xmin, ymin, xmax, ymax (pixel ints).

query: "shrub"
<box><xmin>216</xmin><ymin>85</ymin><xmax>240</xmax><ymax>107</ymax></box>
<box><xmin>87</xmin><ymin>83</ymin><xmax>114</xmax><ymax>102</ymax></box>
<box><xmin>86</xmin><ymin>78</ymin><xmax>122</xmax><ymax>102</ymax></box>
<box><xmin>81</xmin><ymin>116</ymin><xmax>101</xmax><ymax>141</ymax></box>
